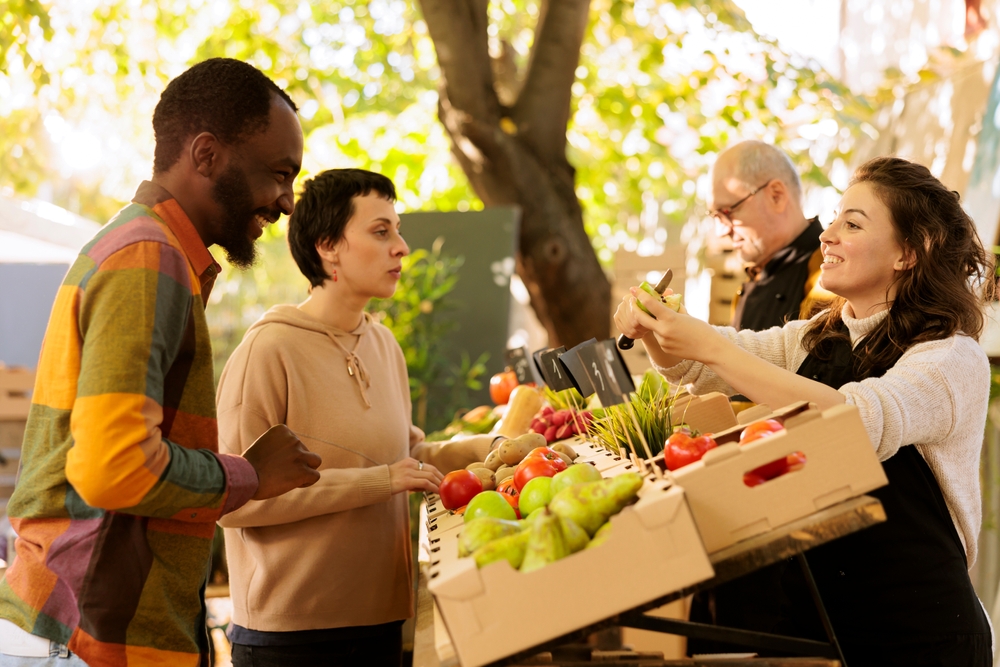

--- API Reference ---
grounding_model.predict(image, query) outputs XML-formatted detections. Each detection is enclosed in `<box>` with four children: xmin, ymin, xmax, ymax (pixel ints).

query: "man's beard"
<box><xmin>211</xmin><ymin>163</ymin><xmax>262</xmax><ymax>270</ymax></box>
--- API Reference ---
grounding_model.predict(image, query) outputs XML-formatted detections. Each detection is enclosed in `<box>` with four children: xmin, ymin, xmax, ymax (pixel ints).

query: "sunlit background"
<box><xmin>3</xmin><ymin>1</ymin><xmax>1000</xmax><ymax>663</ymax></box>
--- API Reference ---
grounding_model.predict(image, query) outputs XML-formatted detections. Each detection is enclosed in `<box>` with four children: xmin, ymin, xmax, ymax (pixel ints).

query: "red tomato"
<box><xmin>663</xmin><ymin>432</ymin><xmax>718</xmax><ymax>471</ymax></box>
<box><xmin>513</xmin><ymin>457</ymin><xmax>560</xmax><ymax>491</ymax></box>
<box><xmin>742</xmin><ymin>451</ymin><xmax>807</xmax><ymax>487</ymax></box>
<box><xmin>489</xmin><ymin>370</ymin><xmax>520</xmax><ymax>405</ymax></box>
<box><xmin>439</xmin><ymin>470</ymin><xmax>483</xmax><ymax>510</ymax></box>
<box><xmin>496</xmin><ymin>479</ymin><xmax>519</xmax><ymax>511</ymax></box>
<box><xmin>785</xmin><ymin>451</ymin><xmax>807</xmax><ymax>472</ymax></box>
<box><xmin>523</xmin><ymin>446</ymin><xmax>569</xmax><ymax>473</ymax></box>
<box><xmin>739</xmin><ymin>419</ymin><xmax>784</xmax><ymax>445</ymax></box>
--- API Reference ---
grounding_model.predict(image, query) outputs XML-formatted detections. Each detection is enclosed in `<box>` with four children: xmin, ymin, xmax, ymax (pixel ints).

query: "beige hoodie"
<box><xmin>216</xmin><ymin>304</ymin><xmax>491</xmax><ymax>631</ymax></box>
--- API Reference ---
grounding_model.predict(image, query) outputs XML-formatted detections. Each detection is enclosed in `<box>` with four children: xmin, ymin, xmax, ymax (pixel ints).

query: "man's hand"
<box><xmin>389</xmin><ymin>458</ymin><xmax>443</xmax><ymax>495</ymax></box>
<box><xmin>243</xmin><ymin>425</ymin><xmax>322</xmax><ymax>500</ymax></box>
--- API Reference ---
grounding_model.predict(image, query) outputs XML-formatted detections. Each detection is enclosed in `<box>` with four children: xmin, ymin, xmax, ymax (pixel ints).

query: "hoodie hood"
<box><xmin>250</xmin><ymin>304</ymin><xmax>375</xmax><ymax>407</ymax></box>
<box><xmin>247</xmin><ymin>304</ymin><xmax>374</xmax><ymax>338</ymax></box>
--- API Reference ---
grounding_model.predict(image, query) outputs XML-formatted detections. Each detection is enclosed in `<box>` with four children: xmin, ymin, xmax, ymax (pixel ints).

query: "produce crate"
<box><xmin>427</xmin><ymin>473</ymin><xmax>713</xmax><ymax>667</ymax></box>
<box><xmin>669</xmin><ymin>401</ymin><xmax>888</xmax><ymax>553</ymax></box>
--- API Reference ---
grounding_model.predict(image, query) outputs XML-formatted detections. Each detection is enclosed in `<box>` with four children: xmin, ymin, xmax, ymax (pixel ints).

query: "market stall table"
<box><xmin>414</xmin><ymin>494</ymin><xmax>885</xmax><ymax>667</ymax></box>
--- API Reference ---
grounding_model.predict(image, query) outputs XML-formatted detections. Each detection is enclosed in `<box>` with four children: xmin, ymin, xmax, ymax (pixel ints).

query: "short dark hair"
<box><xmin>152</xmin><ymin>58</ymin><xmax>297</xmax><ymax>174</ymax></box>
<box><xmin>288</xmin><ymin>169</ymin><xmax>398</xmax><ymax>287</ymax></box>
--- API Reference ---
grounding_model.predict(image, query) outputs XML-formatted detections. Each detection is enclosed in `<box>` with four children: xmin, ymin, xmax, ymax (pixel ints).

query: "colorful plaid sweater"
<box><xmin>0</xmin><ymin>182</ymin><xmax>258</xmax><ymax>666</ymax></box>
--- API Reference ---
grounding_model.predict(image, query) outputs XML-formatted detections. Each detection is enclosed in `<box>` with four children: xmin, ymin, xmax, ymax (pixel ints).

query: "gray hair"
<box><xmin>730</xmin><ymin>140</ymin><xmax>802</xmax><ymax>204</ymax></box>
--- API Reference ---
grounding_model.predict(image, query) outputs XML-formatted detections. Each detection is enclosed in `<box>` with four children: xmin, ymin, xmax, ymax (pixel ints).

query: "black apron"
<box><xmin>690</xmin><ymin>330</ymin><xmax>993</xmax><ymax>665</ymax></box>
<box><xmin>793</xmin><ymin>330</ymin><xmax>992</xmax><ymax>665</ymax></box>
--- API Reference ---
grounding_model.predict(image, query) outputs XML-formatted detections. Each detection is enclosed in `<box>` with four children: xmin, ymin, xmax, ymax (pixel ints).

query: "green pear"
<box><xmin>558</xmin><ymin>516</ymin><xmax>590</xmax><ymax>553</ymax></box>
<box><xmin>550</xmin><ymin>463</ymin><xmax>603</xmax><ymax>498</ymax></box>
<box><xmin>520</xmin><ymin>509</ymin><xmax>570</xmax><ymax>573</ymax></box>
<box><xmin>586</xmin><ymin>521</ymin><xmax>613</xmax><ymax>550</ymax></box>
<box><xmin>473</xmin><ymin>530</ymin><xmax>530</xmax><ymax>569</ymax></box>
<box><xmin>548</xmin><ymin>472</ymin><xmax>643</xmax><ymax>536</ymax></box>
<box><xmin>457</xmin><ymin>517</ymin><xmax>523</xmax><ymax>558</ymax></box>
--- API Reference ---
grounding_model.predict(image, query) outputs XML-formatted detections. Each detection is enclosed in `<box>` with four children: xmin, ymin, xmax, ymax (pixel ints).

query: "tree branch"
<box><xmin>512</xmin><ymin>0</ymin><xmax>591</xmax><ymax>164</ymax></box>
<box><xmin>417</xmin><ymin>0</ymin><xmax>501</xmax><ymax>122</ymax></box>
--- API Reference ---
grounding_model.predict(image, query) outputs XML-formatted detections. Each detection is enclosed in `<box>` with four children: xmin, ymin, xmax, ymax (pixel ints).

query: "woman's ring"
<box><xmin>418</xmin><ymin>461</ymin><xmax>424</xmax><ymax>470</ymax></box>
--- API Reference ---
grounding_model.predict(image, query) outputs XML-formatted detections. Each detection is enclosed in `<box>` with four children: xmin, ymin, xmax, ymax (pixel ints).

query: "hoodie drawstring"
<box><xmin>326</xmin><ymin>330</ymin><xmax>372</xmax><ymax>408</ymax></box>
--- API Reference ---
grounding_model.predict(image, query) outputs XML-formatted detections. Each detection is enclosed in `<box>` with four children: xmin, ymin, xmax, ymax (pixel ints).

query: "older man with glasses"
<box><xmin>687</xmin><ymin>140</ymin><xmax>832</xmax><ymax>657</ymax></box>
<box><xmin>707</xmin><ymin>140</ymin><xmax>830</xmax><ymax>331</ymax></box>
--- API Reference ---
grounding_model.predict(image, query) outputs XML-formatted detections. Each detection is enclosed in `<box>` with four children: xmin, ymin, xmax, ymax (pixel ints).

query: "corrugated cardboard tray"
<box><xmin>669</xmin><ymin>401</ymin><xmax>888</xmax><ymax>553</ymax></box>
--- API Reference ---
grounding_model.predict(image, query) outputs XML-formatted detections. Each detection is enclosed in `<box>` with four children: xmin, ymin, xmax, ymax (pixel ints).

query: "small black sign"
<box><xmin>558</xmin><ymin>339</ymin><xmax>598</xmax><ymax>397</ymax></box>
<box><xmin>505</xmin><ymin>346</ymin><xmax>538</xmax><ymax>385</ymax></box>
<box><xmin>534</xmin><ymin>346</ymin><xmax>576</xmax><ymax>391</ymax></box>
<box><xmin>578</xmin><ymin>339</ymin><xmax>636</xmax><ymax>407</ymax></box>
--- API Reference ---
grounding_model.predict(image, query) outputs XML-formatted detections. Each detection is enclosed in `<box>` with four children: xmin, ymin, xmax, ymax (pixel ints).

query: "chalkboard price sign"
<box><xmin>533</xmin><ymin>346</ymin><xmax>576</xmax><ymax>391</ymax></box>
<box><xmin>505</xmin><ymin>346</ymin><xmax>537</xmax><ymax>385</ymax></box>
<box><xmin>557</xmin><ymin>338</ymin><xmax>598</xmax><ymax>397</ymax></box>
<box><xmin>578</xmin><ymin>339</ymin><xmax>636</xmax><ymax>407</ymax></box>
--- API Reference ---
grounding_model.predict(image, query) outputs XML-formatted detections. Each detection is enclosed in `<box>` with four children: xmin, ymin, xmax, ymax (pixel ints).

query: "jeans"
<box><xmin>0</xmin><ymin>642</ymin><xmax>88</xmax><ymax>666</ymax></box>
<box><xmin>231</xmin><ymin>621</ymin><xmax>402</xmax><ymax>667</ymax></box>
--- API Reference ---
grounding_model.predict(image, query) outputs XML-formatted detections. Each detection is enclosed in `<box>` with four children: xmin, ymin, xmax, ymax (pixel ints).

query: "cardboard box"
<box><xmin>669</xmin><ymin>401</ymin><xmax>888</xmax><ymax>553</ymax></box>
<box><xmin>0</xmin><ymin>368</ymin><xmax>34</xmax><ymax>421</ymax></box>
<box><xmin>428</xmin><ymin>476</ymin><xmax>713</xmax><ymax>667</ymax></box>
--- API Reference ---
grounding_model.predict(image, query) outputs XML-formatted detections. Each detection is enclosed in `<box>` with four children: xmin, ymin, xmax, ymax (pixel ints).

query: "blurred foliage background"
<box><xmin>0</xmin><ymin>0</ymin><xmax>909</xmax><ymax>427</ymax></box>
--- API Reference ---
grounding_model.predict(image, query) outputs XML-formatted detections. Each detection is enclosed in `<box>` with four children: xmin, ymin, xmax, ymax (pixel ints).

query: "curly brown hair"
<box><xmin>802</xmin><ymin>156</ymin><xmax>996</xmax><ymax>378</ymax></box>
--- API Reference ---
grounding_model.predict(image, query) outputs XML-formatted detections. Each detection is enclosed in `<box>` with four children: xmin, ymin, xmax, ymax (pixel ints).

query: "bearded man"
<box><xmin>0</xmin><ymin>59</ymin><xmax>322</xmax><ymax>667</ymax></box>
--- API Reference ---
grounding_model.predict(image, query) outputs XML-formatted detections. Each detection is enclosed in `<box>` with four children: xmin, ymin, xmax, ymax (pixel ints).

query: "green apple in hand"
<box><xmin>635</xmin><ymin>281</ymin><xmax>682</xmax><ymax>317</ymax></box>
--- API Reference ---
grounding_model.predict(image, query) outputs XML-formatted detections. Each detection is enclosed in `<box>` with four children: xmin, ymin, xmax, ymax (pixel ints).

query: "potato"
<box><xmin>470</xmin><ymin>467</ymin><xmax>496</xmax><ymax>491</ymax></box>
<box><xmin>552</xmin><ymin>442</ymin><xmax>578</xmax><ymax>461</ymax></box>
<box><xmin>484</xmin><ymin>449</ymin><xmax>504</xmax><ymax>471</ymax></box>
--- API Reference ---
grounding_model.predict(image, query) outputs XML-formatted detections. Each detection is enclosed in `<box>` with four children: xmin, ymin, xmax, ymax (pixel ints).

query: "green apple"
<box><xmin>464</xmin><ymin>490</ymin><xmax>517</xmax><ymax>523</ymax></box>
<box><xmin>550</xmin><ymin>463</ymin><xmax>603</xmax><ymax>497</ymax></box>
<box><xmin>635</xmin><ymin>281</ymin><xmax>683</xmax><ymax>317</ymax></box>
<box><xmin>518</xmin><ymin>476</ymin><xmax>553</xmax><ymax>516</ymax></box>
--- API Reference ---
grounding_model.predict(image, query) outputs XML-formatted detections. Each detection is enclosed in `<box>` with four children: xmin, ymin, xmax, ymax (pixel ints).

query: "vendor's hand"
<box><xmin>631</xmin><ymin>287</ymin><xmax>722</xmax><ymax>363</ymax></box>
<box><xmin>244</xmin><ymin>424</ymin><xmax>323</xmax><ymax>500</ymax></box>
<box><xmin>613</xmin><ymin>291</ymin><xmax>653</xmax><ymax>341</ymax></box>
<box><xmin>390</xmin><ymin>457</ymin><xmax>443</xmax><ymax>495</ymax></box>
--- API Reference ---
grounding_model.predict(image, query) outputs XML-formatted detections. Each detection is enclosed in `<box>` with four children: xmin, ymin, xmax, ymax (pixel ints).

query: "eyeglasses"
<box><xmin>709</xmin><ymin>179</ymin><xmax>773</xmax><ymax>224</ymax></box>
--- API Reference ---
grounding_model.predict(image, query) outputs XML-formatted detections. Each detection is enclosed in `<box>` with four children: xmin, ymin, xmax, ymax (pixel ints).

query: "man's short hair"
<box><xmin>152</xmin><ymin>58</ymin><xmax>297</xmax><ymax>174</ymax></box>
<box><xmin>288</xmin><ymin>169</ymin><xmax>398</xmax><ymax>287</ymax></box>
<box><xmin>731</xmin><ymin>140</ymin><xmax>802</xmax><ymax>204</ymax></box>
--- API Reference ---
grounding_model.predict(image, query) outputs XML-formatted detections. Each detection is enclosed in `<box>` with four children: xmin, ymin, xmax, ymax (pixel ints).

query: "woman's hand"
<box><xmin>389</xmin><ymin>457</ymin><xmax>444</xmax><ymax>495</ymax></box>
<box><xmin>613</xmin><ymin>291</ymin><xmax>653</xmax><ymax>341</ymax></box>
<box><xmin>629</xmin><ymin>287</ymin><xmax>725</xmax><ymax>365</ymax></box>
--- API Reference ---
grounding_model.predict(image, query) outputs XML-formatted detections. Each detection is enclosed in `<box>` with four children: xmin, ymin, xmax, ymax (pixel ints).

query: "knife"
<box><xmin>617</xmin><ymin>268</ymin><xmax>673</xmax><ymax>350</ymax></box>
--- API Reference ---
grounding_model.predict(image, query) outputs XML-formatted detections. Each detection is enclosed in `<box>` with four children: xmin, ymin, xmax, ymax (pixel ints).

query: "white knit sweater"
<box><xmin>655</xmin><ymin>306</ymin><xmax>989</xmax><ymax>567</ymax></box>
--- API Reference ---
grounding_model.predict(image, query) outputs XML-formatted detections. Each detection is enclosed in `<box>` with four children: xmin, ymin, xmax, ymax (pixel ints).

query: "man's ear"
<box><xmin>766</xmin><ymin>179</ymin><xmax>789</xmax><ymax>214</ymax></box>
<box><xmin>189</xmin><ymin>132</ymin><xmax>222</xmax><ymax>177</ymax></box>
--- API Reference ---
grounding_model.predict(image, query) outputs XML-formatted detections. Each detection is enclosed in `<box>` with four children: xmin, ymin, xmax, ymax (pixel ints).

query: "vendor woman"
<box><xmin>615</xmin><ymin>156</ymin><xmax>994</xmax><ymax>666</ymax></box>
<box><xmin>216</xmin><ymin>169</ymin><xmax>494</xmax><ymax>667</ymax></box>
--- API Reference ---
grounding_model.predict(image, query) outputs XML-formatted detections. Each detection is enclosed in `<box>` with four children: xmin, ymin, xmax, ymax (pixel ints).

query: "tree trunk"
<box><xmin>417</xmin><ymin>0</ymin><xmax>610</xmax><ymax>348</ymax></box>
